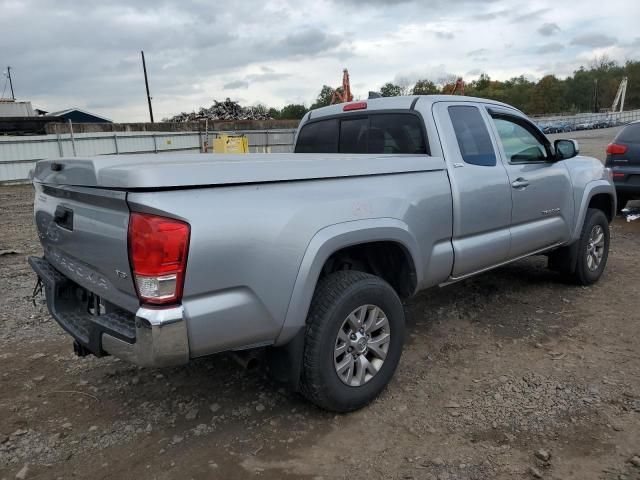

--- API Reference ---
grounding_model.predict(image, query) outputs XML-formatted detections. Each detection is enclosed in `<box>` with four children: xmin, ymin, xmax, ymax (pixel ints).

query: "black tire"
<box><xmin>300</xmin><ymin>271</ymin><xmax>405</xmax><ymax>412</ymax></box>
<box><xmin>566</xmin><ymin>208</ymin><xmax>610</xmax><ymax>285</ymax></box>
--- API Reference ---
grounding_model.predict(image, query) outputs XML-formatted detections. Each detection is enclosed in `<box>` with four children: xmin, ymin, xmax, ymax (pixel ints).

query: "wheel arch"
<box><xmin>588</xmin><ymin>193</ymin><xmax>614</xmax><ymax>222</ymax></box>
<box><xmin>274</xmin><ymin>218</ymin><xmax>421</xmax><ymax>347</ymax></box>
<box><xmin>571</xmin><ymin>180</ymin><xmax>616</xmax><ymax>242</ymax></box>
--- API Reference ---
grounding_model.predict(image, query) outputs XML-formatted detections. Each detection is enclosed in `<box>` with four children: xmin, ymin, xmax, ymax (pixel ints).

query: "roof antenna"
<box><xmin>368</xmin><ymin>91</ymin><xmax>382</xmax><ymax>99</ymax></box>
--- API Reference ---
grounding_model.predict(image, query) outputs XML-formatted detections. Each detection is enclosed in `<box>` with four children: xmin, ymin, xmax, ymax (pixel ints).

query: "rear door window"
<box><xmin>448</xmin><ymin>105</ymin><xmax>496</xmax><ymax>166</ymax></box>
<box><xmin>295</xmin><ymin>113</ymin><xmax>427</xmax><ymax>154</ymax></box>
<box><xmin>294</xmin><ymin>119</ymin><xmax>339</xmax><ymax>153</ymax></box>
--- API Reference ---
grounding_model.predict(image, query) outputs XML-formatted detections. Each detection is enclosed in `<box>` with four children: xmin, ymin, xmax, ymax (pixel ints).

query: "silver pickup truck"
<box><xmin>29</xmin><ymin>95</ymin><xmax>615</xmax><ymax>412</ymax></box>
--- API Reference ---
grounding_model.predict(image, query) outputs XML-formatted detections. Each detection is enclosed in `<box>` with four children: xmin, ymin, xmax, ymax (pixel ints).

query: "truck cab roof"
<box><xmin>305</xmin><ymin>95</ymin><xmax>521</xmax><ymax>122</ymax></box>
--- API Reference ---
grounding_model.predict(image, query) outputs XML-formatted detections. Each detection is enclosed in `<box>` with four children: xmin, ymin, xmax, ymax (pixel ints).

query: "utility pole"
<box><xmin>141</xmin><ymin>51</ymin><xmax>154</xmax><ymax>123</ymax></box>
<box><xmin>7</xmin><ymin>66</ymin><xmax>15</xmax><ymax>100</ymax></box>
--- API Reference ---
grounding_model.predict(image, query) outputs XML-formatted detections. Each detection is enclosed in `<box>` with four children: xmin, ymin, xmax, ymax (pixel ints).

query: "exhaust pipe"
<box><xmin>229</xmin><ymin>350</ymin><xmax>261</xmax><ymax>370</ymax></box>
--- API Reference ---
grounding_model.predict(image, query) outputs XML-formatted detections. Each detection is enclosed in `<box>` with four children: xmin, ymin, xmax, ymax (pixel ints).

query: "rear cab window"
<box><xmin>448</xmin><ymin>105</ymin><xmax>496</xmax><ymax>166</ymax></box>
<box><xmin>294</xmin><ymin>112</ymin><xmax>427</xmax><ymax>155</ymax></box>
<box><xmin>295</xmin><ymin>119</ymin><xmax>339</xmax><ymax>153</ymax></box>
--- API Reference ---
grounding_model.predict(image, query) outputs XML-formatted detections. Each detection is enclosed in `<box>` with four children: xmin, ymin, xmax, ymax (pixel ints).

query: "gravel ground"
<box><xmin>1</xmin><ymin>127</ymin><xmax>639</xmax><ymax>480</ymax></box>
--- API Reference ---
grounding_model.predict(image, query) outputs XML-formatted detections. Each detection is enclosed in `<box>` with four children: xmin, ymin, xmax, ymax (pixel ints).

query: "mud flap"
<box><xmin>265</xmin><ymin>328</ymin><xmax>306</xmax><ymax>391</ymax></box>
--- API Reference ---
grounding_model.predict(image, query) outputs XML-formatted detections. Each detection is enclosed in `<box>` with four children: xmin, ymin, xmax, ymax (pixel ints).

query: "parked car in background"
<box><xmin>540</xmin><ymin>122</ymin><xmax>568</xmax><ymax>134</ymax></box>
<box><xmin>576</xmin><ymin>120</ymin><xmax>595</xmax><ymax>130</ymax></box>
<box><xmin>606</xmin><ymin>120</ymin><xmax>640</xmax><ymax>211</ymax></box>
<box><xmin>556</xmin><ymin>122</ymin><xmax>574</xmax><ymax>133</ymax></box>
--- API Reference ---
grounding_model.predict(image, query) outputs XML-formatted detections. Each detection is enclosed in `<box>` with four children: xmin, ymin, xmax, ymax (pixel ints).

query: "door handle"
<box><xmin>511</xmin><ymin>178</ymin><xmax>530</xmax><ymax>189</ymax></box>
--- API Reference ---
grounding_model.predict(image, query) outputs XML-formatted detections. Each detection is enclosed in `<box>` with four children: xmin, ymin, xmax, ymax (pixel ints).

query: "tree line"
<box><xmin>267</xmin><ymin>57</ymin><xmax>639</xmax><ymax>120</ymax></box>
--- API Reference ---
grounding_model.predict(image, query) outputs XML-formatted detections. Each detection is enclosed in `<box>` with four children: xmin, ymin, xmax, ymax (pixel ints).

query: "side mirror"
<box><xmin>554</xmin><ymin>139</ymin><xmax>579</xmax><ymax>160</ymax></box>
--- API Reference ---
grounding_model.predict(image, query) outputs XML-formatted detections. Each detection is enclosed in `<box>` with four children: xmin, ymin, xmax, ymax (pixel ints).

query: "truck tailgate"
<box><xmin>34</xmin><ymin>182</ymin><xmax>139</xmax><ymax>313</ymax></box>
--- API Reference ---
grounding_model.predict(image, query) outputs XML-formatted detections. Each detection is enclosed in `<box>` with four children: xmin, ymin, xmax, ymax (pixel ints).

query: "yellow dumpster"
<box><xmin>212</xmin><ymin>135</ymin><xmax>249</xmax><ymax>154</ymax></box>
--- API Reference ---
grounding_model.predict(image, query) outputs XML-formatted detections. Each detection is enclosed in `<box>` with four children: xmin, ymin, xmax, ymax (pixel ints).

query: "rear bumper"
<box><xmin>102</xmin><ymin>306</ymin><xmax>189</xmax><ymax>367</ymax></box>
<box><xmin>29</xmin><ymin>256</ymin><xmax>189</xmax><ymax>367</ymax></box>
<box><xmin>611</xmin><ymin>166</ymin><xmax>640</xmax><ymax>198</ymax></box>
<box><xmin>614</xmin><ymin>183</ymin><xmax>640</xmax><ymax>198</ymax></box>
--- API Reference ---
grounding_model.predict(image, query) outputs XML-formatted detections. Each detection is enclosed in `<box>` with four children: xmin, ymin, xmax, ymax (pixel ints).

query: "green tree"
<box><xmin>530</xmin><ymin>75</ymin><xmax>568</xmax><ymax>114</ymax></box>
<box><xmin>623</xmin><ymin>60</ymin><xmax>640</xmax><ymax>111</ymax></box>
<box><xmin>411</xmin><ymin>79</ymin><xmax>439</xmax><ymax>95</ymax></box>
<box><xmin>380</xmin><ymin>82</ymin><xmax>402</xmax><ymax>97</ymax></box>
<box><xmin>278</xmin><ymin>104</ymin><xmax>308</xmax><ymax>119</ymax></box>
<box><xmin>310</xmin><ymin>85</ymin><xmax>336</xmax><ymax>109</ymax></box>
<box><xmin>267</xmin><ymin>107</ymin><xmax>281</xmax><ymax>119</ymax></box>
<box><xmin>475</xmin><ymin>73</ymin><xmax>492</xmax><ymax>90</ymax></box>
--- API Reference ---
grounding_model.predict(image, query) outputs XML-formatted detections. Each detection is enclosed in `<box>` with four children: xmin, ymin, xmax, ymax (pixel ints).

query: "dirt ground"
<box><xmin>1</xmin><ymin>127</ymin><xmax>640</xmax><ymax>480</ymax></box>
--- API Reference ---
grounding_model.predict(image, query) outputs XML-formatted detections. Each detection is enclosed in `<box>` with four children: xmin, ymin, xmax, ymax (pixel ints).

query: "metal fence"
<box><xmin>3</xmin><ymin>108</ymin><xmax>640</xmax><ymax>183</ymax></box>
<box><xmin>0</xmin><ymin>129</ymin><xmax>297</xmax><ymax>183</ymax></box>
<box><xmin>532</xmin><ymin>108</ymin><xmax>640</xmax><ymax>131</ymax></box>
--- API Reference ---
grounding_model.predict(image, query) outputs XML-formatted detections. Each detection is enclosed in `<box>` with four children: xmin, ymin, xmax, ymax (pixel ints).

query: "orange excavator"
<box><xmin>330</xmin><ymin>69</ymin><xmax>354</xmax><ymax>104</ymax></box>
<box><xmin>450</xmin><ymin>77</ymin><xmax>465</xmax><ymax>95</ymax></box>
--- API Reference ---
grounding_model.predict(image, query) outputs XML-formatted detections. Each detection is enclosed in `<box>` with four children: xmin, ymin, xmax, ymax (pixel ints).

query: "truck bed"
<box><xmin>32</xmin><ymin>153</ymin><xmax>444</xmax><ymax>189</ymax></box>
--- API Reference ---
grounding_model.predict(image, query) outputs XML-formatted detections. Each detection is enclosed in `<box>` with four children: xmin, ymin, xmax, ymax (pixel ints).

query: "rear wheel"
<box><xmin>300</xmin><ymin>271</ymin><xmax>405</xmax><ymax>412</ymax></box>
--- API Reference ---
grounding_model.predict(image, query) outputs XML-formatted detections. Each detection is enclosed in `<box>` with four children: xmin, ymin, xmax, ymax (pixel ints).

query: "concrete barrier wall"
<box><xmin>0</xmin><ymin>129</ymin><xmax>297</xmax><ymax>183</ymax></box>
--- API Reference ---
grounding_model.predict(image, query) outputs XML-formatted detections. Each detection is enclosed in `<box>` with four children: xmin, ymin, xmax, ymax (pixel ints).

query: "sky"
<box><xmin>1</xmin><ymin>0</ymin><xmax>639</xmax><ymax>122</ymax></box>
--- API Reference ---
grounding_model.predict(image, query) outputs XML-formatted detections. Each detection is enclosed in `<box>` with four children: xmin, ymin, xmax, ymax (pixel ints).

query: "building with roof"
<box><xmin>48</xmin><ymin>108</ymin><xmax>112</xmax><ymax>123</ymax></box>
<box><xmin>0</xmin><ymin>100</ymin><xmax>35</xmax><ymax>117</ymax></box>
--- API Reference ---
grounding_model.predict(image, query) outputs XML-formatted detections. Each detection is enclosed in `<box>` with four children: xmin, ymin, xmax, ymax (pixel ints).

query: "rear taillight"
<box><xmin>606</xmin><ymin>143</ymin><xmax>628</xmax><ymax>155</ymax></box>
<box><xmin>128</xmin><ymin>213</ymin><xmax>190</xmax><ymax>305</ymax></box>
<box><xmin>343</xmin><ymin>101</ymin><xmax>367</xmax><ymax>111</ymax></box>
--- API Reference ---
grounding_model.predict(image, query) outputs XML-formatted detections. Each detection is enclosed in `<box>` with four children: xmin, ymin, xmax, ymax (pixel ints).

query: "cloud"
<box><xmin>223</xmin><ymin>80</ymin><xmax>249</xmax><ymax>90</ymax></box>
<box><xmin>245</xmin><ymin>72</ymin><xmax>291</xmax><ymax>83</ymax></box>
<box><xmin>536</xmin><ymin>42</ymin><xmax>565</xmax><ymax>54</ymax></box>
<box><xmin>274</xmin><ymin>28</ymin><xmax>343</xmax><ymax>56</ymax></box>
<box><xmin>3</xmin><ymin>0</ymin><xmax>638</xmax><ymax>121</ymax></box>
<box><xmin>570</xmin><ymin>33</ymin><xmax>617</xmax><ymax>48</ymax></box>
<box><xmin>511</xmin><ymin>8</ymin><xmax>551</xmax><ymax>23</ymax></box>
<box><xmin>472</xmin><ymin>10</ymin><xmax>509</xmax><ymax>20</ymax></box>
<box><xmin>467</xmin><ymin>48</ymin><xmax>489</xmax><ymax>57</ymax></box>
<box><xmin>341</xmin><ymin>0</ymin><xmax>413</xmax><ymax>3</ymax></box>
<box><xmin>538</xmin><ymin>22</ymin><xmax>560</xmax><ymax>36</ymax></box>
<box><xmin>433</xmin><ymin>30</ymin><xmax>455</xmax><ymax>40</ymax></box>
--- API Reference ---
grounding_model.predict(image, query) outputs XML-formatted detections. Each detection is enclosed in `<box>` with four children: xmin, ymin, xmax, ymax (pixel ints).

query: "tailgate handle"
<box><xmin>54</xmin><ymin>206</ymin><xmax>74</xmax><ymax>230</ymax></box>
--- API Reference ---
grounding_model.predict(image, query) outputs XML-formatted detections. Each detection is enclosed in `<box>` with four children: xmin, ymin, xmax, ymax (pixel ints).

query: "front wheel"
<box><xmin>571</xmin><ymin>208</ymin><xmax>610</xmax><ymax>285</ymax></box>
<box><xmin>548</xmin><ymin>209</ymin><xmax>610</xmax><ymax>285</ymax></box>
<box><xmin>300</xmin><ymin>271</ymin><xmax>405</xmax><ymax>412</ymax></box>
